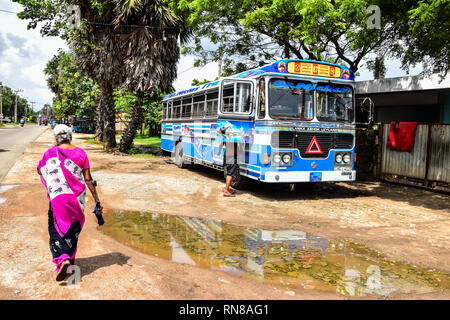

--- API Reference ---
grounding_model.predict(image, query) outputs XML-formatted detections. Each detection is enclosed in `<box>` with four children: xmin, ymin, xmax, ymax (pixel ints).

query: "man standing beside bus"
<box><xmin>223</xmin><ymin>142</ymin><xmax>238</xmax><ymax>197</ymax></box>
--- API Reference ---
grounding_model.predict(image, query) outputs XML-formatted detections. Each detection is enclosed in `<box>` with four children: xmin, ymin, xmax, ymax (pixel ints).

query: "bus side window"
<box><xmin>206</xmin><ymin>90</ymin><xmax>219</xmax><ymax>117</ymax></box>
<box><xmin>162</xmin><ymin>102</ymin><xmax>166</xmax><ymax>120</ymax></box>
<box><xmin>167</xmin><ymin>101</ymin><xmax>172</xmax><ymax>119</ymax></box>
<box><xmin>182</xmin><ymin>97</ymin><xmax>192</xmax><ymax>118</ymax></box>
<box><xmin>222</xmin><ymin>84</ymin><xmax>234</xmax><ymax>113</ymax></box>
<box><xmin>222</xmin><ymin>81</ymin><xmax>252</xmax><ymax>114</ymax></box>
<box><xmin>193</xmin><ymin>94</ymin><xmax>205</xmax><ymax>118</ymax></box>
<box><xmin>258</xmin><ymin>79</ymin><xmax>265</xmax><ymax>119</ymax></box>
<box><xmin>173</xmin><ymin>99</ymin><xmax>181</xmax><ymax>119</ymax></box>
<box><xmin>236</xmin><ymin>82</ymin><xmax>251</xmax><ymax>113</ymax></box>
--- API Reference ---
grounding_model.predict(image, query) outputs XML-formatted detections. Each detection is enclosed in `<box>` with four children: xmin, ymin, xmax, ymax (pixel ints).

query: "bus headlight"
<box><xmin>335</xmin><ymin>154</ymin><xmax>343</xmax><ymax>163</ymax></box>
<box><xmin>273</xmin><ymin>154</ymin><xmax>281</xmax><ymax>164</ymax></box>
<box><xmin>282</xmin><ymin>153</ymin><xmax>291</xmax><ymax>164</ymax></box>
<box><xmin>343</xmin><ymin>153</ymin><xmax>351</xmax><ymax>163</ymax></box>
<box><xmin>272</xmin><ymin>152</ymin><xmax>293</xmax><ymax>166</ymax></box>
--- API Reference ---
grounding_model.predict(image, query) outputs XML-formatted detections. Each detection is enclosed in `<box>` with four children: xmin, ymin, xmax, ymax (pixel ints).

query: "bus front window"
<box><xmin>316</xmin><ymin>83</ymin><xmax>354</xmax><ymax>123</ymax></box>
<box><xmin>268</xmin><ymin>79</ymin><xmax>314</xmax><ymax>120</ymax></box>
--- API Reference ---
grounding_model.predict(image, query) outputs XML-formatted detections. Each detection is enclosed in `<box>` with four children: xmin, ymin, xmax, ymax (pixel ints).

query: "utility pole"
<box><xmin>28</xmin><ymin>101</ymin><xmax>36</xmax><ymax>121</ymax></box>
<box><xmin>13</xmin><ymin>89</ymin><xmax>23</xmax><ymax>123</ymax></box>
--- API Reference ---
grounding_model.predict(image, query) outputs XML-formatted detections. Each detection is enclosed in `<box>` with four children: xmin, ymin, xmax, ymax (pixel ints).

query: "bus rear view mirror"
<box><xmin>355</xmin><ymin>97</ymin><xmax>374</xmax><ymax>125</ymax></box>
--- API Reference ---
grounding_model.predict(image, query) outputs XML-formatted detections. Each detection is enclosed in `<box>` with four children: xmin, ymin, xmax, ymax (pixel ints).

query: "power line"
<box><xmin>178</xmin><ymin>65</ymin><xmax>197</xmax><ymax>75</ymax></box>
<box><xmin>0</xmin><ymin>8</ymin><xmax>180</xmax><ymax>29</ymax></box>
<box><xmin>0</xmin><ymin>9</ymin><xmax>19</xmax><ymax>14</ymax></box>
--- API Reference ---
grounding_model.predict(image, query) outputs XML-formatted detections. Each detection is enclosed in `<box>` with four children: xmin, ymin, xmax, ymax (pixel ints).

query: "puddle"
<box><xmin>100</xmin><ymin>210</ymin><xmax>450</xmax><ymax>297</ymax></box>
<box><xmin>0</xmin><ymin>185</ymin><xmax>18</xmax><ymax>205</ymax></box>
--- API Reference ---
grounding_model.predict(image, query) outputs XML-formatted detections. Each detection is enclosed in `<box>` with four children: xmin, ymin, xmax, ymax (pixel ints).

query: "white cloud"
<box><xmin>173</xmin><ymin>55</ymin><xmax>219</xmax><ymax>91</ymax></box>
<box><xmin>0</xmin><ymin>0</ymin><xmax>67</xmax><ymax>110</ymax></box>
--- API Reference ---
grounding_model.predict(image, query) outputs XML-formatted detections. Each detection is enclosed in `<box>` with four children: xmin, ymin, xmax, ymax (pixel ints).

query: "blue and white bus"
<box><xmin>161</xmin><ymin>59</ymin><xmax>357</xmax><ymax>189</ymax></box>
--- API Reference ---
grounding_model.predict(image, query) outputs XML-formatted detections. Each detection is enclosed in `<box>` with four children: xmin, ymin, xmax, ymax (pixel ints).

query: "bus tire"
<box><xmin>224</xmin><ymin>164</ymin><xmax>250</xmax><ymax>190</ymax></box>
<box><xmin>162</xmin><ymin>149</ymin><xmax>171</xmax><ymax>157</ymax></box>
<box><xmin>174</xmin><ymin>142</ymin><xmax>189</xmax><ymax>168</ymax></box>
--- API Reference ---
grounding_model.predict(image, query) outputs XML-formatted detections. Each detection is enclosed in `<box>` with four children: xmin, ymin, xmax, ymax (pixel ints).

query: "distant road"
<box><xmin>0</xmin><ymin>125</ymin><xmax>48</xmax><ymax>182</ymax></box>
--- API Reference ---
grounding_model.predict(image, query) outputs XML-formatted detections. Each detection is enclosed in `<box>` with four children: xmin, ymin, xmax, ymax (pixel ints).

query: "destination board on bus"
<box><xmin>287</xmin><ymin>61</ymin><xmax>341</xmax><ymax>78</ymax></box>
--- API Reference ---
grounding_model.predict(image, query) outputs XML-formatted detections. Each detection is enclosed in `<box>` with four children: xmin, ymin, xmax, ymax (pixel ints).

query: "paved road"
<box><xmin>0</xmin><ymin>125</ymin><xmax>48</xmax><ymax>182</ymax></box>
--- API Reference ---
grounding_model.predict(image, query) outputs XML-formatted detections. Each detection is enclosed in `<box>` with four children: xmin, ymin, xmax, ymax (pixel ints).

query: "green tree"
<box><xmin>0</xmin><ymin>82</ymin><xmax>30</xmax><ymax>122</ymax></box>
<box><xmin>15</xmin><ymin>0</ymin><xmax>190</xmax><ymax>152</ymax></box>
<box><xmin>174</xmin><ymin>0</ymin><xmax>449</xmax><ymax>77</ymax></box>
<box><xmin>44</xmin><ymin>50</ymin><xmax>99</xmax><ymax>119</ymax></box>
<box><xmin>385</xmin><ymin>0</ymin><xmax>450</xmax><ymax>76</ymax></box>
<box><xmin>113</xmin><ymin>88</ymin><xmax>165</xmax><ymax>138</ymax></box>
<box><xmin>174</xmin><ymin>0</ymin><xmax>395</xmax><ymax>73</ymax></box>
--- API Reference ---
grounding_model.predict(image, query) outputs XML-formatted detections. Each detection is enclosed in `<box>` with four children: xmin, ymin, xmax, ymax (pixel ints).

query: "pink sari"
<box><xmin>38</xmin><ymin>146</ymin><xmax>89</xmax><ymax>268</ymax></box>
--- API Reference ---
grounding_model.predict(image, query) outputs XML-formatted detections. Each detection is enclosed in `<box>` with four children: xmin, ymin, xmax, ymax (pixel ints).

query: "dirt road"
<box><xmin>0</xmin><ymin>129</ymin><xmax>448</xmax><ymax>299</ymax></box>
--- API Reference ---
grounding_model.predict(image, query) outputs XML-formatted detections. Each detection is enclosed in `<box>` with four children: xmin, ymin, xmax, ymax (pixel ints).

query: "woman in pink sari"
<box><xmin>37</xmin><ymin>124</ymin><xmax>103</xmax><ymax>281</ymax></box>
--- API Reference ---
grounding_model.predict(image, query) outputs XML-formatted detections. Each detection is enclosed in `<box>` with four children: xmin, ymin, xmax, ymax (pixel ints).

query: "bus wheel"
<box><xmin>224</xmin><ymin>165</ymin><xmax>250</xmax><ymax>190</ymax></box>
<box><xmin>174</xmin><ymin>142</ymin><xmax>188</xmax><ymax>168</ymax></box>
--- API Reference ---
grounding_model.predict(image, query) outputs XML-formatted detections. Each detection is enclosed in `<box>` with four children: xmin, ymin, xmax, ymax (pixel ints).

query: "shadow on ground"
<box><xmin>181</xmin><ymin>162</ymin><xmax>450</xmax><ymax>211</ymax></box>
<box><xmin>74</xmin><ymin>252</ymin><xmax>131</xmax><ymax>281</ymax></box>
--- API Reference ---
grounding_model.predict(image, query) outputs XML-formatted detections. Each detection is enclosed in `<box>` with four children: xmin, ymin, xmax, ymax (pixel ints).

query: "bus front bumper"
<box><xmin>263</xmin><ymin>170</ymin><xmax>356</xmax><ymax>183</ymax></box>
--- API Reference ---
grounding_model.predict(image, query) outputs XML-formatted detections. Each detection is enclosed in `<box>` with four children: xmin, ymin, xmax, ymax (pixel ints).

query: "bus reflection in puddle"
<box><xmin>101</xmin><ymin>210</ymin><xmax>449</xmax><ymax>297</ymax></box>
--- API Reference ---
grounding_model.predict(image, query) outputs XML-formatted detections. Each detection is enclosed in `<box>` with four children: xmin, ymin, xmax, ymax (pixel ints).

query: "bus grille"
<box><xmin>271</xmin><ymin>131</ymin><xmax>295</xmax><ymax>148</ymax></box>
<box><xmin>334</xmin><ymin>133</ymin><xmax>354</xmax><ymax>149</ymax></box>
<box><xmin>297</xmin><ymin>133</ymin><xmax>333</xmax><ymax>158</ymax></box>
<box><xmin>271</xmin><ymin>132</ymin><xmax>354</xmax><ymax>158</ymax></box>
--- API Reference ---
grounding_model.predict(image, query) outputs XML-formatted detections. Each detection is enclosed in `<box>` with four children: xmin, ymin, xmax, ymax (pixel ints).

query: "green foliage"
<box><xmin>191</xmin><ymin>78</ymin><xmax>211</xmax><ymax>86</ymax></box>
<box><xmin>44</xmin><ymin>50</ymin><xmax>99</xmax><ymax>119</ymax></box>
<box><xmin>173</xmin><ymin>0</ymin><xmax>393</xmax><ymax>72</ymax></box>
<box><xmin>0</xmin><ymin>82</ymin><xmax>32</xmax><ymax>120</ymax></box>
<box><xmin>393</xmin><ymin>0</ymin><xmax>450</xmax><ymax>76</ymax></box>
<box><xmin>113</xmin><ymin>88</ymin><xmax>165</xmax><ymax>129</ymax></box>
<box><xmin>174</xmin><ymin>0</ymin><xmax>450</xmax><ymax>76</ymax></box>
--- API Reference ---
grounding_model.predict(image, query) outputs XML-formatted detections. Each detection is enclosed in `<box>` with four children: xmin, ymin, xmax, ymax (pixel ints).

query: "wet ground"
<box><xmin>101</xmin><ymin>210</ymin><xmax>450</xmax><ymax>298</ymax></box>
<box><xmin>0</xmin><ymin>129</ymin><xmax>449</xmax><ymax>299</ymax></box>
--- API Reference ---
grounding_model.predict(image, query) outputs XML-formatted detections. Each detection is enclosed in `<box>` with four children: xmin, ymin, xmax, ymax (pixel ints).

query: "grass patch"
<box><xmin>127</xmin><ymin>145</ymin><xmax>157</xmax><ymax>158</ymax></box>
<box><xmin>133</xmin><ymin>135</ymin><xmax>161</xmax><ymax>148</ymax></box>
<box><xmin>86</xmin><ymin>134</ymin><xmax>161</xmax><ymax>157</ymax></box>
<box><xmin>86</xmin><ymin>138</ymin><xmax>103</xmax><ymax>144</ymax></box>
<box><xmin>116</xmin><ymin>134</ymin><xmax>161</xmax><ymax>148</ymax></box>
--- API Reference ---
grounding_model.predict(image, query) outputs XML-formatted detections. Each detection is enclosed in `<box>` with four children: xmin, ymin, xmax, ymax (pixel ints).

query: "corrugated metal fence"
<box><xmin>380</xmin><ymin>123</ymin><xmax>450</xmax><ymax>191</ymax></box>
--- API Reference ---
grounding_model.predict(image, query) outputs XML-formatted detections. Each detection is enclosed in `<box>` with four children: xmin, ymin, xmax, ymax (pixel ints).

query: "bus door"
<box><xmin>216</xmin><ymin>79</ymin><xmax>255</xmax><ymax>165</ymax></box>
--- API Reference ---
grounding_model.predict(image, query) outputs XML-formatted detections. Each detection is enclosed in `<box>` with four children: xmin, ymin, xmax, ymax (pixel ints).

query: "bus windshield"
<box><xmin>316</xmin><ymin>83</ymin><xmax>354</xmax><ymax>123</ymax></box>
<box><xmin>268</xmin><ymin>79</ymin><xmax>314</xmax><ymax>120</ymax></box>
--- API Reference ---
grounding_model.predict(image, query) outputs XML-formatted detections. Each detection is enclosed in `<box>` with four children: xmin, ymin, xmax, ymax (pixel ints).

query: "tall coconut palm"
<box><xmin>68</xmin><ymin>0</ymin><xmax>126</xmax><ymax>149</ymax></box>
<box><xmin>112</xmin><ymin>0</ymin><xmax>191</xmax><ymax>152</ymax></box>
<box><xmin>69</xmin><ymin>0</ymin><xmax>189</xmax><ymax>151</ymax></box>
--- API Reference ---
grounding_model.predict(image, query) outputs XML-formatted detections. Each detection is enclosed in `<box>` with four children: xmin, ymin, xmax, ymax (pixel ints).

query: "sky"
<box><xmin>0</xmin><ymin>0</ymin><xmax>423</xmax><ymax>111</ymax></box>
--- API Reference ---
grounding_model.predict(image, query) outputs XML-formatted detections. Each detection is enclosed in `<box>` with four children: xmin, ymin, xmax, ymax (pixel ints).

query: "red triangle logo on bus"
<box><xmin>306</xmin><ymin>136</ymin><xmax>323</xmax><ymax>154</ymax></box>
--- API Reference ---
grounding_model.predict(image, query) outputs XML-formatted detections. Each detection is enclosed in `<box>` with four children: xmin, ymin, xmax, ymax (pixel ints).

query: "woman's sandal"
<box><xmin>56</xmin><ymin>260</ymin><xmax>71</xmax><ymax>282</ymax></box>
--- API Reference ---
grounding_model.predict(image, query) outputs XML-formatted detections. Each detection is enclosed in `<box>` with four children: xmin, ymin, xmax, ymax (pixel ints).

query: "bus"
<box><xmin>161</xmin><ymin>59</ymin><xmax>358</xmax><ymax>189</ymax></box>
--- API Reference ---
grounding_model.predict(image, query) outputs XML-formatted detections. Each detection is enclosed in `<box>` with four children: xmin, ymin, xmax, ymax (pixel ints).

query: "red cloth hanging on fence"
<box><xmin>386</xmin><ymin>121</ymin><xmax>419</xmax><ymax>152</ymax></box>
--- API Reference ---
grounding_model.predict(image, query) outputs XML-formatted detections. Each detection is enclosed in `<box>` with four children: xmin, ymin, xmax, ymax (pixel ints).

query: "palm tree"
<box><xmin>112</xmin><ymin>0</ymin><xmax>190</xmax><ymax>152</ymax></box>
<box><xmin>69</xmin><ymin>0</ymin><xmax>125</xmax><ymax>149</ymax></box>
<box><xmin>70</xmin><ymin>0</ymin><xmax>189</xmax><ymax>151</ymax></box>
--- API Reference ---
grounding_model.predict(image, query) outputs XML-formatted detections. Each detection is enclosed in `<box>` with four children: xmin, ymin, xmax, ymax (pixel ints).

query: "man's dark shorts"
<box><xmin>226</xmin><ymin>163</ymin><xmax>238</xmax><ymax>177</ymax></box>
